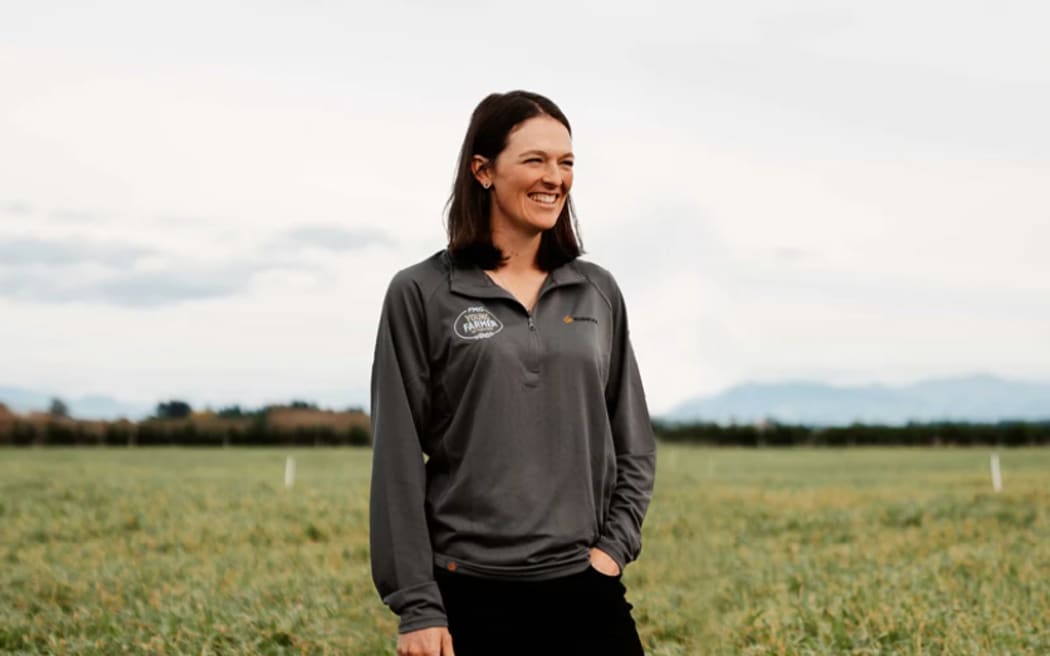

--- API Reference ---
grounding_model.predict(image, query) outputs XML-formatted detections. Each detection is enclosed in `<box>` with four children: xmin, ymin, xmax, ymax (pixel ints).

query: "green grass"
<box><xmin>1</xmin><ymin>447</ymin><xmax>1047</xmax><ymax>654</ymax></box>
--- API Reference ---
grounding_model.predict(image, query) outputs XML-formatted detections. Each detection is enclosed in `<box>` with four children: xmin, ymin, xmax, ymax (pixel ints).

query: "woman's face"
<box><xmin>474</xmin><ymin>115</ymin><xmax>574</xmax><ymax>237</ymax></box>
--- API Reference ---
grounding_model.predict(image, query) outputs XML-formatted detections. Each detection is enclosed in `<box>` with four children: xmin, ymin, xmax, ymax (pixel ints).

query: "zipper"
<box><xmin>470</xmin><ymin>272</ymin><xmax>581</xmax><ymax>383</ymax></box>
<box><xmin>519</xmin><ymin>286</ymin><xmax>553</xmax><ymax>382</ymax></box>
<box><xmin>525</xmin><ymin>310</ymin><xmax>540</xmax><ymax>381</ymax></box>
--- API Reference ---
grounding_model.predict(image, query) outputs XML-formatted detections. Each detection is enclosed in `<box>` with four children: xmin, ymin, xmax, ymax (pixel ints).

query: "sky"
<box><xmin>1</xmin><ymin>1</ymin><xmax>1048</xmax><ymax>415</ymax></box>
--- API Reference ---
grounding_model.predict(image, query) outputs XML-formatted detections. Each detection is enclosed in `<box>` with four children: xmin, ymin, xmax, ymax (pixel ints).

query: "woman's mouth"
<box><xmin>528</xmin><ymin>192</ymin><xmax>559</xmax><ymax>206</ymax></box>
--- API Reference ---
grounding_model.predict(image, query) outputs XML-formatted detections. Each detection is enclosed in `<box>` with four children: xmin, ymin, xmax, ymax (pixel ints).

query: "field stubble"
<box><xmin>1</xmin><ymin>447</ymin><xmax>1047</xmax><ymax>655</ymax></box>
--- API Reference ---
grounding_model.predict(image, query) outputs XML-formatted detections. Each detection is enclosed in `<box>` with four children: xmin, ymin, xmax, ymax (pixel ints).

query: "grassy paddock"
<box><xmin>1</xmin><ymin>447</ymin><xmax>1047</xmax><ymax>655</ymax></box>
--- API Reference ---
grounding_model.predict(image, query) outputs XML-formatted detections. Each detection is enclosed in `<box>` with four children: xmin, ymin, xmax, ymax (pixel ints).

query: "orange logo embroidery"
<box><xmin>563</xmin><ymin>315</ymin><xmax>598</xmax><ymax>325</ymax></box>
<box><xmin>447</xmin><ymin>562</ymin><xmax>458</xmax><ymax>572</ymax></box>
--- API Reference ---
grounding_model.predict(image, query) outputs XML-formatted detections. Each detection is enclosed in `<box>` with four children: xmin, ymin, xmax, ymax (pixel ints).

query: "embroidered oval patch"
<box><xmin>454</xmin><ymin>305</ymin><xmax>504</xmax><ymax>340</ymax></box>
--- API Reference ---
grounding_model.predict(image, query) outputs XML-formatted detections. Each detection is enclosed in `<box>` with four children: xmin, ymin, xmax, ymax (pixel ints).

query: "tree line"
<box><xmin>3</xmin><ymin>399</ymin><xmax>1049</xmax><ymax>447</ymax></box>
<box><xmin>0</xmin><ymin>399</ymin><xmax>370</xmax><ymax>447</ymax></box>
<box><xmin>652</xmin><ymin>419</ymin><xmax>1050</xmax><ymax>447</ymax></box>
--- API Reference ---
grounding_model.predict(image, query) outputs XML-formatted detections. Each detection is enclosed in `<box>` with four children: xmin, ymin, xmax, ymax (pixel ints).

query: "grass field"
<box><xmin>1</xmin><ymin>446</ymin><xmax>1048</xmax><ymax>655</ymax></box>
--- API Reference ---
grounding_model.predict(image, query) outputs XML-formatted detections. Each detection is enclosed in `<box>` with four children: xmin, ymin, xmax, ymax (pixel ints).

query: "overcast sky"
<box><xmin>2</xmin><ymin>1</ymin><xmax>1048</xmax><ymax>414</ymax></box>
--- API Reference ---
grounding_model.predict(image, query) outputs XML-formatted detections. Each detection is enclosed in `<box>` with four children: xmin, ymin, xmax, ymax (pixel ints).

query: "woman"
<box><xmin>369</xmin><ymin>90</ymin><xmax>656</xmax><ymax>656</ymax></box>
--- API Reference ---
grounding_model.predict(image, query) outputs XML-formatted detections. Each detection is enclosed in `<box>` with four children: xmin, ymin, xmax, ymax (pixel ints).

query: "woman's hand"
<box><xmin>588</xmin><ymin>546</ymin><xmax>621</xmax><ymax>576</ymax></box>
<box><xmin>397</xmin><ymin>626</ymin><xmax>455</xmax><ymax>656</ymax></box>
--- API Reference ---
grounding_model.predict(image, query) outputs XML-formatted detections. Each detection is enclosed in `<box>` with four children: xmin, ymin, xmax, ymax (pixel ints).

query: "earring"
<box><xmin>482</xmin><ymin>182</ymin><xmax>491</xmax><ymax>189</ymax></box>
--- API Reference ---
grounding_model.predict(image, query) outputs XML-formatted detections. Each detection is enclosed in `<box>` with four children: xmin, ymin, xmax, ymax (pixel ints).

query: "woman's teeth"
<box><xmin>528</xmin><ymin>193</ymin><xmax>557</xmax><ymax>204</ymax></box>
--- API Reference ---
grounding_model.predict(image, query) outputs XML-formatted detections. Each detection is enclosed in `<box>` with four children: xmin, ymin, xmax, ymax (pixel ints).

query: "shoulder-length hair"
<box><xmin>445</xmin><ymin>90</ymin><xmax>584</xmax><ymax>271</ymax></box>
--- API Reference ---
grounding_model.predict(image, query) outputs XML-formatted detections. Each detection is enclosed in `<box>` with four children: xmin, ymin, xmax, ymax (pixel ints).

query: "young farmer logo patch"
<box><xmin>454</xmin><ymin>306</ymin><xmax>504</xmax><ymax>340</ymax></box>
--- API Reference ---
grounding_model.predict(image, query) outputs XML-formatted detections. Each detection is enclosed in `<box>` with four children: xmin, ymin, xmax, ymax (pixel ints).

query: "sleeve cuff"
<box><xmin>398</xmin><ymin>614</ymin><xmax>449</xmax><ymax>635</ymax></box>
<box><xmin>384</xmin><ymin>580</ymin><xmax>448</xmax><ymax>634</ymax></box>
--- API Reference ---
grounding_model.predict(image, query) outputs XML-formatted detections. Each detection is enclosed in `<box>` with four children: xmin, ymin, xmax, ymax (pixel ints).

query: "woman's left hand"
<box><xmin>588</xmin><ymin>547</ymin><xmax>621</xmax><ymax>576</ymax></box>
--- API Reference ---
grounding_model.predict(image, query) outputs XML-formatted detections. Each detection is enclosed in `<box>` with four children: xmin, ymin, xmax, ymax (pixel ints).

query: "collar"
<box><xmin>443</xmin><ymin>248</ymin><xmax>586</xmax><ymax>300</ymax></box>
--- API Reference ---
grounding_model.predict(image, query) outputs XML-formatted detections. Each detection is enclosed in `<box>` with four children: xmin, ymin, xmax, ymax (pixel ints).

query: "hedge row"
<box><xmin>652</xmin><ymin>419</ymin><xmax>1050</xmax><ymax>446</ymax></box>
<box><xmin>4</xmin><ymin>419</ymin><xmax>1049</xmax><ymax>448</ymax></box>
<box><xmin>0</xmin><ymin>420</ymin><xmax>371</xmax><ymax>447</ymax></box>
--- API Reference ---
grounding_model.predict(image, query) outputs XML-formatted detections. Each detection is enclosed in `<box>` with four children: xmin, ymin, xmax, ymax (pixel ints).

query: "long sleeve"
<box><xmin>368</xmin><ymin>272</ymin><xmax>447</xmax><ymax>634</ymax></box>
<box><xmin>594</xmin><ymin>277</ymin><xmax>657</xmax><ymax>573</ymax></box>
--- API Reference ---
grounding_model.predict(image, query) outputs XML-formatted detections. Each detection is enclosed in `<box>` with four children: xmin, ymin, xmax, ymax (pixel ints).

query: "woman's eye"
<box><xmin>525</xmin><ymin>158</ymin><xmax>542</xmax><ymax>163</ymax></box>
<box><xmin>561</xmin><ymin>161</ymin><xmax>574</xmax><ymax>168</ymax></box>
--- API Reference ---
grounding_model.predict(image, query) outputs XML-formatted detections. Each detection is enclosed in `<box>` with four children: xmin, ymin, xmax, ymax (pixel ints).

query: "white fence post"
<box><xmin>285</xmin><ymin>456</ymin><xmax>296</xmax><ymax>489</ymax></box>
<box><xmin>990</xmin><ymin>453</ymin><xmax>1002</xmax><ymax>493</ymax></box>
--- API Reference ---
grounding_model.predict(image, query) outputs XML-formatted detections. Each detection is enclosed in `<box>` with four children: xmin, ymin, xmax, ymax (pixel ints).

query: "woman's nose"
<box><xmin>541</xmin><ymin>162</ymin><xmax>562</xmax><ymax>186</ymax></box>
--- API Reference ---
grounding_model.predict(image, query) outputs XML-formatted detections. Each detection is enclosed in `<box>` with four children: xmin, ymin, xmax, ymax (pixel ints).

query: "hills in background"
<box><xmin>3</xmin><ymin>372</ymin><xmax>1050</xmax><ymax>426</ymax></box>
<box><xmin>0</xmin><ymin>386</ymin><xmax>155</xmax><ymax>420</ymax></box>
<box><xmin>664</xmin><ymin>373</ymin><xmax>1050</xmax><ymax>426</ymax></box>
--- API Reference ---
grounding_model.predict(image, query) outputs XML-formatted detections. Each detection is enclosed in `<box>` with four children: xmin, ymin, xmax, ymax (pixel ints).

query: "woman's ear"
<box><xmin>471</xmin><ymin>155</ymin><xmax>492</xmax><ymax>189</ymax></box>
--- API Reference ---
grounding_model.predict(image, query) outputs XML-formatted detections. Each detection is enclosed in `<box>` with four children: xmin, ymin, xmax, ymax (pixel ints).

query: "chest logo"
<box><xmin>454</xmin><ymin>305</ymin><xmax>504</xmax><ymax>340</ymax></box>
<box><xmin>563</xmin><ymin>315</ymin><xmax>598</xmax><ymax>324</ymax></box>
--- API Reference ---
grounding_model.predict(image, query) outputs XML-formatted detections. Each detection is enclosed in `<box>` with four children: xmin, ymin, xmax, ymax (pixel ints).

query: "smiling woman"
<box><xmin>369</xmin><ymin>90</ymin><xmax>655</xmax><ymax>656</ymax></box>
<box><xmin>471</xmin><ymin>115</ymin><xmax>575</xmax><ymax>242</ymax></box>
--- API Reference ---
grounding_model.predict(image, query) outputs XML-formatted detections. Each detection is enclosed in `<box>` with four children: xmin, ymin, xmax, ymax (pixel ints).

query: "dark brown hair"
<box><xmin>445</xmin><ymin>90</ymin><xmax>584</xmax><ymax>271</ymax></box>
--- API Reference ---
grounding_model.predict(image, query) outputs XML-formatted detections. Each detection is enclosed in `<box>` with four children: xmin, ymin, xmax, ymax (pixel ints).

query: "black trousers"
<box><xmin>433</xmin><ymin>565</ymin><xmax>645</xmax><ymax>655</ymax></box>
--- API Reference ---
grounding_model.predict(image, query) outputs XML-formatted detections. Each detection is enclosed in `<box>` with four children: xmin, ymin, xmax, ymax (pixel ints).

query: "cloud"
<box><xmin>0</xmin><ymin>233</ymin><xmax>288</xmax><ymax>307</ymax></box>
<box><xmin>587</xmin><ymin>201</ymin><xmax>732</xmax><ymax>285</ymax></box>
<box><xmin>282</xmin><ymin>225</ymin><xmax>394</xmax><ymax>251</ymax></box>
<box><xmin>0</xmin><ymin>220</ymin><xmax>389</xmax><ymax>307</ymax></box>
<box><xmin>91</xmin><ymin>269</ymin><xmax>249</xmax><ymax>307</ymax></box>
<box><xmin>3</xmin><ymin>201</ymin><xmax>131</xmax><ymax>226</ymax></box>
<box><xmin>0</xmin><ymin>264</ymin><xmax>253</xmax><ymax>307</ymax></box>
<box><xmin>0</xmin><ymin>235</ymin><xmax>153</xmax><ymax>267</ymax></box>
<box><xmin>3</xmin><ymin>202</ymin><xmax>33</xmax><ymax>216</ymax></box>
<box><xmin>47</xmin><ymin>209</ymin><xmax>103</xmax><ymax>223</ymax></box>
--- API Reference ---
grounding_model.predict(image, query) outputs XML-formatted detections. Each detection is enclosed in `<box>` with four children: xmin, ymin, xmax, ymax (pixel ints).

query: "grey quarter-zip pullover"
<box><xmin>369</xmin><ymin>249</ymin><xmax>656</xmax><ymax>634</ymax></box>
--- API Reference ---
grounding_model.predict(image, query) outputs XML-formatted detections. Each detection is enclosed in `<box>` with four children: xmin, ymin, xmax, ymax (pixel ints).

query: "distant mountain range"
<box><xmin>0</xmin><ymin>386</ymin><xmax>154</xmax><ymax>420</ymax></box>
<box><xmin>661</xmin><ymin>373</ymin><xmax>1050</xmax><ymax>426</ymax></box>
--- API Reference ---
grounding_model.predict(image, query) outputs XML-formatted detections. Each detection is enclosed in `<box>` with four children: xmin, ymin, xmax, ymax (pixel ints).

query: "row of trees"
<box><xmin>40</xmin><ymin>397</ymin><xmax>364</xmax><ymax>421</ymax></box>
<box><xmin>3</xmin><ymin>409</ymin><xmax>1049</xmax><ymax>447</ymax></box>
<box><xmin>0</xmin><ymin>401</ymin><xmax>370</xmax><ymax>447</ymax></box>
<box><xmin>652</xmin><ymin>419</ymin><xmax>1050</xmax><ymax>446</ymax></box>
<box><xmin>20</xmin><ymin>396</ymin><xmax>1050</xmax><ymax>447</ymax></box>
<box><xmin>0</xmin><ymin>420</ymin><xmax>371</xmax><ymax>447</ymax></box>
<box><xmin>0</xmin><ymin>417</ymin><xmax>371</xmax><ymax>447</ymax></box>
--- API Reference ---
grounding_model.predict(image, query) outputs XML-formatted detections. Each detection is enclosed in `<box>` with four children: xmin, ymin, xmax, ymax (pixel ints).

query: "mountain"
<box><xmin>68</xmin><ymin>395</ymin><xmax>154</xmax><ymax>421</ymax></box>
<box><xmin>0</xmin><ymin>386</ymin><xmax>153</xmax><ymax>420</ymax></box>
<box><xmin>662</xmin><ymin>373</ymin><xmax>1050</xmax><ymax>426</ymax></box>
<box><xmin>0</xmin><ymin>386</ymin><xmax>52</xmax><ymax>414</ymax></box>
